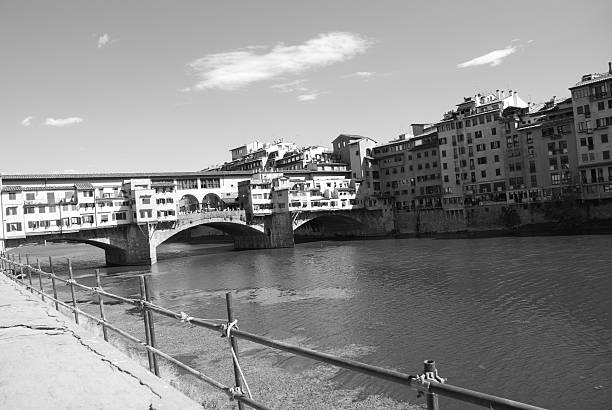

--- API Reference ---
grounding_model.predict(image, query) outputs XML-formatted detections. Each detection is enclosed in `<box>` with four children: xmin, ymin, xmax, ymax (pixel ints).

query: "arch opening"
<box><xmin>179</xmin><ymin>194</ymin><xmax>200</xmax><ymax>214</ymax></box>
<box><xmin>294</xmin><ymin>214</ymin><xmax>363</xmax><ymax>240</ymax></box>
<box><xmin>202</xmin><ymin>193</ymin><xmax>225</xmax><ymax>211</ymax></box>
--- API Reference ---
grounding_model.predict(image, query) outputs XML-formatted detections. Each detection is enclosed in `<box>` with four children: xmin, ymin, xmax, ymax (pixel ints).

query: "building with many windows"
<box><xmin>515</xmin><ymin>97</ymin><xmax>578</xmax><ymax>202</ymax></box>
<box><xmin>569</xmin><ymin>63</ymin><xmax>612</xmax><ymax>199</ymax></box>
<box><xmin>435</xmin><ymin>90</ymin><xmax>528</xmax><ymax>209</ymax></box>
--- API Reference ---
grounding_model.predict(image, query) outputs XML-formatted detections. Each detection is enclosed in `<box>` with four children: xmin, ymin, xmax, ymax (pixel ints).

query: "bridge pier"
<box><xmin>105</xmin><ymin>224</ymin><xmax>157</xmax><ymax>266</ymax></box>
<box><xmin>234</xmin><ymin>213</ymin><xmax>294</xmax><ymax>250</ymax></box>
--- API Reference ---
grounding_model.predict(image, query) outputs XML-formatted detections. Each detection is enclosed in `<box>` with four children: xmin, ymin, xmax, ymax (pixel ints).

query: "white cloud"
<box><xmin>457</xmin><ymin>45</ymin><xmax>517</xmax><ymax>68</ymax></box>
<box><xmin>353</xmin><ymin>71</ymin><xmax>374</xmax><ymax>77</ymax></box>
<box><xmin>186</xmin><ymin>32</ymin><xmax>371</xmax><ymax>91</ymax></box>
<box><xmin>97</xmin><ymin>33</ymin><xmax>116</xmax><ymax>49</ymax></box>
<box><xmin>21</xmin><ymin>116</ymin><xmax>33</xmax><ymax>126</ymax></box>
<box><xmin>297</xmin><ymin>93</ymin><xmax>319</xmax><ymax>101</ymax></box>
<box><xmin>271</xmin><ymin>79</ymin><xmax>309</xmax><ymax>93</ymax></box>
<box><xmin>45</xmin><ymin>117</ymin><xmax>84</xmax><ymax>127</ymax></box>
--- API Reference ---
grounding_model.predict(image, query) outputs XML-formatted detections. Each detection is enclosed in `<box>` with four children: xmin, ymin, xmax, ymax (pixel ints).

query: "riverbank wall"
<box><xmin>293</xmin><ymin>199</ymin><xmax>612</xmax><ymax>242</ymax></box>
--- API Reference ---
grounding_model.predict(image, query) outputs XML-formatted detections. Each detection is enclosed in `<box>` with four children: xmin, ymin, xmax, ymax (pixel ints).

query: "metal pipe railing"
<box><xmin>0</xmin><ymin>252</ymin><xmax>548</xmax><ymax>410</ymax></box>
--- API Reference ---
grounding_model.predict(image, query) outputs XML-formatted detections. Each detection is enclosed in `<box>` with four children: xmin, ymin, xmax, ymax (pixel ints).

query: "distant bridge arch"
<box><xmin>152</xmin><ymin>212</ymin><xmax>265</xmax><ymax>248</ymax></box>
<box><xmin>292</xmin><ymin>211</ymin><xmax>364</xmax><ymax>231</ymax></box>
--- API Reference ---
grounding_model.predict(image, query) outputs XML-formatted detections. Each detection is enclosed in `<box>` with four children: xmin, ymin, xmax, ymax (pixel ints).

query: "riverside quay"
<box><xmin>2</xmin><ymin>62</ymin><xmax>612</xmax><ymax>263</ymax></box>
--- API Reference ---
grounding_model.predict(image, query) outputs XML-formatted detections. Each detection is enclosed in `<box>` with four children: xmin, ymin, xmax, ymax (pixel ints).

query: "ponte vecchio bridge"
<box><xmin>0</xmin><ymin>171</ymin><xmax>391</xmax><ymax>265</ymax></box>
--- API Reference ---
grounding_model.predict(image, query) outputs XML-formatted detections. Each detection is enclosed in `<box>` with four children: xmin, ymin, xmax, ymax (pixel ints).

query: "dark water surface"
<box><xmin>12</xmin><ymin>236</ymin><xmax>612</xmax><ymax>409</ymax></box>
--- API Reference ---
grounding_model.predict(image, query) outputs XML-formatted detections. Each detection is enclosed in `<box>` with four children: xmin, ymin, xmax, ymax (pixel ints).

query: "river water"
<box><xmin>10</xmin><ymin>235</ymin><xmax>612</xmax><ymax>409</ymax></box>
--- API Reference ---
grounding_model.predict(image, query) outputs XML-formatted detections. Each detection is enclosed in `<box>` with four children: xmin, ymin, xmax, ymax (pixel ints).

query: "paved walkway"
<box><xmin>0</xmin><ymin>273</ymin><xmax>202</xmax><ymax>410</ymax></box>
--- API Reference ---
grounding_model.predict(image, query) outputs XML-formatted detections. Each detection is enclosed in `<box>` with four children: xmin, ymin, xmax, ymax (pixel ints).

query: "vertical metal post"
<box><xmin>94</xmin><ymin>269</ymin><xmax>109</xmax><ymax>342</ymax></box>
<box><xmin>19</xmin><ymin>265</ymin><xmax>24</xmax><ymax>285</ymax></box>
<box><xmin>424</xmin><ymin>360</ymin><xmax>440</xmax><ymax>410</ymax></box>
<box><xmin>37</xmin><ymin>259</ymin><xmax>45</xmax><ymax>301</ymax></box>
<box><xmin>48</xmin><ymin>256</ymin><xmax>59</xmax><ymax>310</ymax></box>
<box><xmin>26</xmin><ymin>258</ymin><xmax>33</xmax><ymax>292</ymax></box>
<box><xmin>143</xmin><ymin>276</ymin><xmax>159</xmax><ymax>376</ymax></box>
<box><xmin>67</xmin><ymin>258</ymin><xmax>79</xmax><ymax>324</ymax></box>
<box><xmin>226</xmin><ymin>291</ymin><xmax>245</xmax><ymax>410</ymax></box>
<box><xmin>139</xmin><ymin>275</ymin><xmax>155</xmax><ymax>374</ymax></box>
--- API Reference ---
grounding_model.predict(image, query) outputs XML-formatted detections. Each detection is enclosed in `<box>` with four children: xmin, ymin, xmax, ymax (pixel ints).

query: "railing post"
<box><xmin>226</xmin><ymin>291</ymin><xmax>245</xmax><ymax>410</ymax></box>
<box><xmin>424</xmin><ymin>360</ymin><xmax>440</xmax><ymax>410</ymax></box>
<box><xmin>144</xmin><ymin>276</ymin><xmax>159</xmax><ymax>376</ymax></box>
<box><xmin>139</xmin><ymin>275</ymin><xmax>156</xmax><ymax>374</ymax></box>
<box><xmin>94</xmin><ymin>269</ymin><xmax>109</xmax><ymax>342</ymax></box>
<box><xmin>49</xmin><ymin>256</ymin><xmax>59</xmax><ymax>311</ymax></box>
<box><xmin>26</xmin><ymin>254</ymin><xmax>33</xmax><ymax>292</ymax></box>
<box><xmin>67</xmin><ymin>258</ymin><xmax>79</xmax><ymax>324</ymax></box>
<box><xmin>37</xmin><ymin>259</ymin><xmax>45</xmax><ymax>301</ymax></box>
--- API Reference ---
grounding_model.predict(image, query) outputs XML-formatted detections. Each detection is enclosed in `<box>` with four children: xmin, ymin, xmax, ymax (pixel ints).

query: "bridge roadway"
<box><xmin>4</xmin><ymin>208</ymin><xmax>391</xmax><ymax>266</ymax></box>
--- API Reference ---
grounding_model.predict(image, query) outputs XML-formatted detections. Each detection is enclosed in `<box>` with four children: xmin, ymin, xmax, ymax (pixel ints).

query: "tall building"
<box><xmin>371</xmin><ymin>124</ymin><xmax>440</xmax><ymax>211</ymax></box>
<box><xmin>516</xmin><ymin>97</ymin><xmax>578</xmax><ymax>201</ymax></box>
<box><xmin>569</xmin><ymin>62</ymin><xmax>612</xmax><ymax>199</ymax></box>
<box><xmin>436</xmin><ymin>90</ymin><xmax>528</xmax><ymax>209</ymax></box>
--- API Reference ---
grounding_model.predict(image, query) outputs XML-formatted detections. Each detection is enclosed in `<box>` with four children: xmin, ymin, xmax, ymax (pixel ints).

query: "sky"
<box><xmin>1</xmin><ymin>0</ymin><xmax>611</xmax><ymax>174</ymax></box>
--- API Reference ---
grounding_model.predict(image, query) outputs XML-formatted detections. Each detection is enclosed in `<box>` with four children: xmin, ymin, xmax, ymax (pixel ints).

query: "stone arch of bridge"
<box><xmin>152</xmin><ymin>219</ymin><xmax>265</xmax><ymax>248</ymax></box>
<box><xmin>179</xmin><ymin>194</ymin><xmax>200</xmax><ymax>213</ymax></box>
<box><xmin>293</xmin><ymin>213</ymin><xmax>363</xmax><ymax>231</ymax></box>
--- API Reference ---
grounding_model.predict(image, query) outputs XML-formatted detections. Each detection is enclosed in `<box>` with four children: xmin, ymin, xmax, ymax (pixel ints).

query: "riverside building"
<box><xmin>515</xmin><ymin>97</ymin><xmax>578</xmax><ymax>201</ymax></box>
<box><xmin>569</xmin><ymin>62</ymin><xmax>612</xmax><ymax>200</ymax></box>
<box><xmin>435</xmin><ymin>90</ymin><xmax>529</xmax><ymax>210</ymax></box>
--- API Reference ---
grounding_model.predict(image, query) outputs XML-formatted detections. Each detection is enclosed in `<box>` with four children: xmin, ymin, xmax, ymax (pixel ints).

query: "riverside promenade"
<box><xmin>0</xmin><ymin>274</ymin><xmax>202</xmax><ymax>410</ymax></box>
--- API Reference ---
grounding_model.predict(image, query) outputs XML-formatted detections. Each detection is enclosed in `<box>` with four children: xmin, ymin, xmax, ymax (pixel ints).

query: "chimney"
<box><xmin>609</xmin><ymin>61</ymin><xmax>612</xmax><ymax>74</ymax></box>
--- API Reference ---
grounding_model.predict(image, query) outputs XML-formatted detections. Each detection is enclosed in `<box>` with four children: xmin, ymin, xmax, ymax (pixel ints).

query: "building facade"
<box><xmin>569</xmin><ymin>63</ymin><xmax>612</xmax><ymax>200</ymax></box>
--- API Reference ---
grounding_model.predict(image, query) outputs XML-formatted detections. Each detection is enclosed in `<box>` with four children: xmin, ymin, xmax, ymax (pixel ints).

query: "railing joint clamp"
<box><xmin>228</xmin><ymin>386</ymin><xmax>244</xmax><ymax>400</ymax></box>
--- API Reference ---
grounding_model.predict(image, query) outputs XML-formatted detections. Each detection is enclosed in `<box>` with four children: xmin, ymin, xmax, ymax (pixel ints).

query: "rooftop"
<box><xmin>569</xmin><ymin>68</ymin><xmax>612</xmax><ymax>89</ymax></box>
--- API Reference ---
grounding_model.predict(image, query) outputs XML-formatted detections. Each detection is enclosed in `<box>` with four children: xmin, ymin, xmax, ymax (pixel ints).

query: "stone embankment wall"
<box><xmin>394</xmin><ymin>199</ymin><xmax>612</xmax><ymax>236</ymax></box>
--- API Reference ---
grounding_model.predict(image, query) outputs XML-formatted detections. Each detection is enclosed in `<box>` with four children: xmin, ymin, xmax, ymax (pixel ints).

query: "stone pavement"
<box><xmin>0</xmin><ymin>273</ymin><xmax>203</xmax><ymax>410</ymax></box>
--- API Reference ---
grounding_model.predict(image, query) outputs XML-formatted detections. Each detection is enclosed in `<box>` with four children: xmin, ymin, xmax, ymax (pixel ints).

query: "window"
<box><xmin>475</xmin><ymin>131</ymin><xmax>483</xmax><ymax>139</ymax></box>
<box><xmin>598</xmin><ymin>101</ymin><xmax>605</xmax><ymax>111</ymax></box>
<box><xmin>481</xmin><ymin>170</ymin><xmax>487</xmax><ymax>178</ymax></box>
<box><xmin>25</xmin><ymin>193</ymin><xmax>35</xmax><ymax>201</ymax></box>
<box><xmin>490</xmin><ymin>141</ymin><xmax>500</xmax><ymax>149</ymax></box>
<box><xmin>602</xmin><ymin>134</ymin><xmax>609</xmax><ymax>143</ymax></box>
<box><xmin>441</xmin><ymin>150</ymin><xmax>447</xmax><ymax>158</ymax></box>
<box><xmin>530</xmin><ymin>161</ymin><xmax>536</xmax><ymax>173</ymax></box>
<box><xmin>113</xmin><ymin>212</ymin><xmax>127</xmax><ymax>221</ymax></box>
<box><xmin>476</xmin><ymin>144</ymin><xmax>486</xmax><ymax>152</ymax></box>
<box><xmin>39</xmin><ymin>206</ymin><xmax>46</xmax><ymax>214</ymax></box>
<box><xmin>8</xmin><ymin>193</ymin><xmax>16</xmax><ymax>200</ymax></box>
<box><xmin>25</xmin><ymin>207</ymin><xmax>35</xmax><ymax>214</ymax></box>
<box><xmin>551</xmin><ymin>173</ymin><xmax>561</xmax><ymax>185</ymax></box>
<box><xmin>495</xmin><ymin>168</ymin><xmax>501</xmax><ymax>176</ymax></box>
<box><xmin>604</xmin><ymin>151</ymin><xmax>610</xmax><ymax>160</ymax></box>
<box><xmin>5</xmin><ymin>207</ymin><xmax>17</xmax><ymax>216</ymax></box>
<box><xmin>477</xmin><ymin>157</ymin><xmax>487</xmax><ymax>165</ymax></box>
<box><xmin>83</xmin><ymin>215</ymin><xmax>94</xmax><ymax>223</ymax></box>
<box><xmin>494</xmin><ymin>155</ymin><xmax>500</xmax><ymax>163</ymax></box>
<box><xmin>6</xmin><ymin>222</ymin><xmax>22</xmax><ymax>232</ymax></box>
